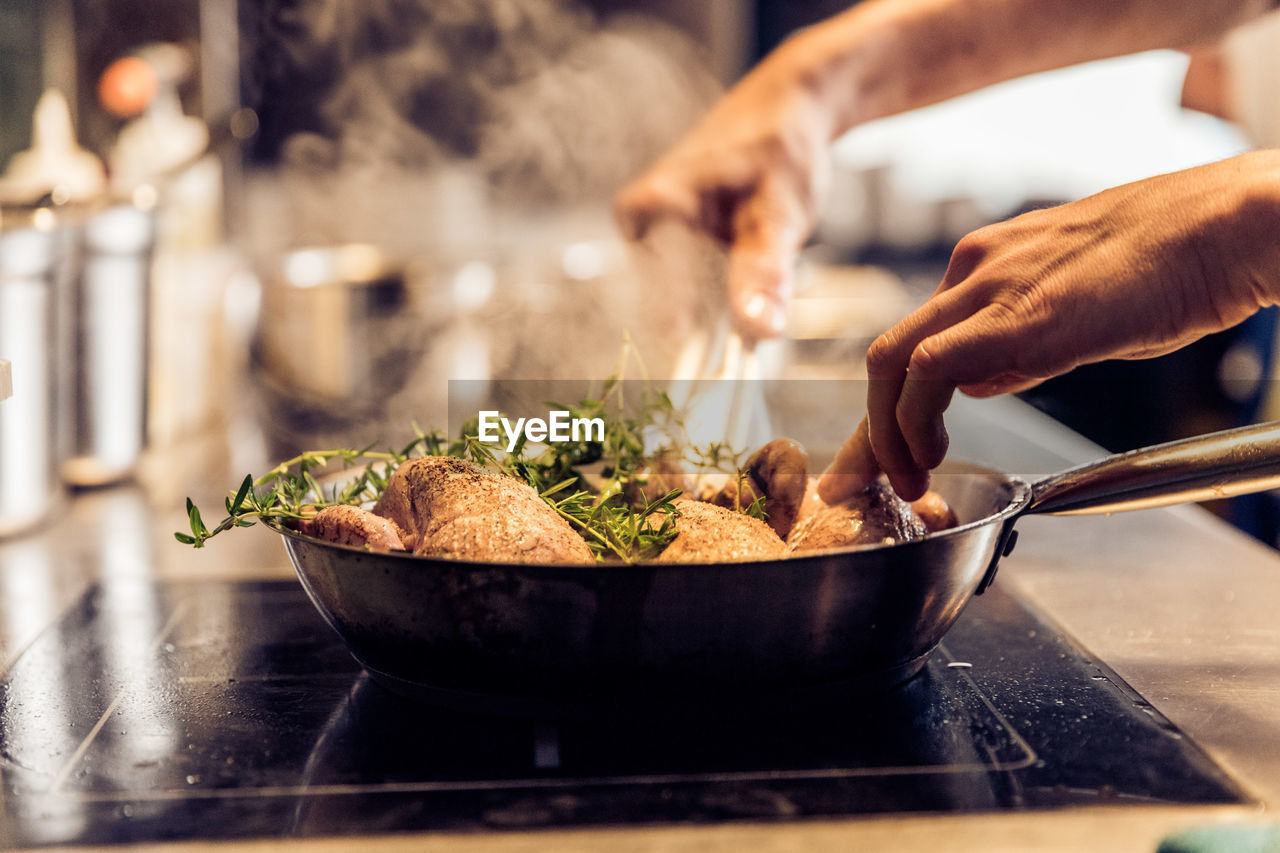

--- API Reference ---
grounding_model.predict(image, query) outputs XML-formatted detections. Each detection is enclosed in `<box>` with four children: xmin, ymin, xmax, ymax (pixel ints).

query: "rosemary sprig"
<box><xmin>545</xmin><ymin>486</ymin><xmax>682</xmax><ymax>562</ymax></box>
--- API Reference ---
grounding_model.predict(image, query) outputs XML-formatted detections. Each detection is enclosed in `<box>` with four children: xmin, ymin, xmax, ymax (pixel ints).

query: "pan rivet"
<box><xmin>1002</xmin><ymin>530</ymin><xmax>1020</xmax><ymax>558</ymax></box>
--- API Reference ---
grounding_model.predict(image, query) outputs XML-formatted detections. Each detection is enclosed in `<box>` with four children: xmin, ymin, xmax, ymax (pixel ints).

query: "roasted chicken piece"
<box><xmin>709</xmin><ymin>438</ymin><xmax>809</xmax><ymax>539</ymax></box>
<box><xmin>656</xmin><ymin>499</ymin><xmax>786</xmax><ymax>563</ymax></box>
<box><xmin>295</xmin><ymin>504</ymin><xmax>407</xmax><ymax>552</ymax></box>
<box><xmin>910</xmin><ymin>490</ymin><xmax>960</xmax><ymax>533</ymax></box>
<box><xmin>292</xmin><ymin>436</ymin><xmax>957</xmax><ymax>562</ymax></box>
<box><xmin>788</xmin><ymin>480</ymin><xmax>928</xmax><ymax>551</ymax></box>
<box><xmin>374</xmin><ymin>456</ymin><xmax>594</xmax><ymax>563</ymax></box>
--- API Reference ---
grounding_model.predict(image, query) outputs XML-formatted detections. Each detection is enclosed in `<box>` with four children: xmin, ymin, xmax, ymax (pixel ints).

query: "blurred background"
<box><xmin>3</xmin><ymin>0</ymin><xmax>1280</xmax><ymax>542</ymax></box>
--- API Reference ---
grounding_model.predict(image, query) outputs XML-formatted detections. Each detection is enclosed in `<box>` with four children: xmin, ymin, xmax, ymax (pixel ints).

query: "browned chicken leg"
<box><xmin>709</xmin><ymin>438</ymin><xmax>809</xmax><ymax>539</ymax></box>
<box><xmin>788</xmin><ymin>480</ymin><xmax>928</xmax><ymax>551</ymax></box>
<box><xmin>295</xmin><ymin>504</ymin><xmax>407</xmax><ymax>553</ymax></box>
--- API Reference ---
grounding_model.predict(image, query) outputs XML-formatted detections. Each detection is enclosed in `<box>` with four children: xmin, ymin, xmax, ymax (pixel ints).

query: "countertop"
<box><xmin>3</xmin><ymin>392</ymin><xmax>1280</xmax><ymax>852</ymax></box>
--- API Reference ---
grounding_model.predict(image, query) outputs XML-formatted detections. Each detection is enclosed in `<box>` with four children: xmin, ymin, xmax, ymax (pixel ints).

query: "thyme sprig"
<box><xmin>174</xmin><ymin>441</ymin><xmax>429</xmax><ymax>548</ymax></box>
<box><xmin>176</xmin><ymin>381</ymin><xmax>764</xmax><ymax>561</ymax></box>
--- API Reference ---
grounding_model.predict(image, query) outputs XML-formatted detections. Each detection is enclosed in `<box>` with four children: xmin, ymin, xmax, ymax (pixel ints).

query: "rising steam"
<box><xmin>245</xmin><ymin>0</ymin><xmax>720</xmax><ymax>251</ymax></box>
<box><xmin>242</xmin><ymin>0</ymin><xmax>726</xmax><ymax>456</ymax></box>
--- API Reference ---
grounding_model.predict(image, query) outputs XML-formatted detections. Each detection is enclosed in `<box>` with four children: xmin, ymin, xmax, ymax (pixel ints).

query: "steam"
<box><xmin>252</xmin><ymin>0</ymin><xmax>720</xmax><ymax>251</ymax></box>
<box><xmin>245</xmin><ymin>0</ymin><xmax>725</xmax><ymax>455</ymax></box>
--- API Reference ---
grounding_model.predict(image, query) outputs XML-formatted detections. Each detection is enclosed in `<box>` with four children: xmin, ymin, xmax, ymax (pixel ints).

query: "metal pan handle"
<box><xmin>1026</xmin><ymin>420</ymin><xmax>1280</xmax><ymax>516</ymax></box>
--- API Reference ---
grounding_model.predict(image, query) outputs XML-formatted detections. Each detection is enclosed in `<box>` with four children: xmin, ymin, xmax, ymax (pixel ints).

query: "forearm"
<box><xmin>781</xmin><ymin>0</ymin><xmax>1275</xmax><ymax>137</ymax></box>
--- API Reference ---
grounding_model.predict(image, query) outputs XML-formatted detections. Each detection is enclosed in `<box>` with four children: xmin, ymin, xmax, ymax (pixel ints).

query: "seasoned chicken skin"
<box><xmin>656</xmin><ymin>499</ymin><xmax>786</xmax><ymax>563</ymax></box>
<box><xmin>374</xmin><ymin>456</ymin><xmax>594</xmax><ymax>563</ymax></box>
<box><xmin>290</xmin><ymin>442</ymin><xmax>957</xmax><ymax>562</ymax></box>
<box><xmin>788</xmin><ymin>480</ymin><xmax>928</xmax><ymax>552</ymax></box>
<box><xmin>296</xmin><ymin>504</ymin><xmax>407</xmax><ymax>552</ymax></box>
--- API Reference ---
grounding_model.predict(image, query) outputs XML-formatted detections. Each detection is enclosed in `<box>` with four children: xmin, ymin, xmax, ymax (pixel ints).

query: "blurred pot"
<box><xmin>250</xmin><ymin>244</ymin><xmax>446</xmax><ymax>457</ymax></box>
<box><xmin>253</xmin><ymin>244</ymin><xmax>430</xmax><ymax>403</ymax></box>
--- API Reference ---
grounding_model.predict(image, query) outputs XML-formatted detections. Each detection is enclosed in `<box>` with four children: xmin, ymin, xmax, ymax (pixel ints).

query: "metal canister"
<box><xmin>60</xmin><ymin>203</ymin><xmax>155</xmax><ymax>486</ymax></box>
<box><xmin>0</xmin><ymin>213</ymin><xmax>62</xmax><ymax>536</ymax></box>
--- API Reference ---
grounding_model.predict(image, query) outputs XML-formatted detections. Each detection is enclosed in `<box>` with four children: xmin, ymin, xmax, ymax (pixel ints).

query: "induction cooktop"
<box><xmin>0</xmin><ymin>577</ymin><xmax>1247</xmax><ymax>847</ymax></box>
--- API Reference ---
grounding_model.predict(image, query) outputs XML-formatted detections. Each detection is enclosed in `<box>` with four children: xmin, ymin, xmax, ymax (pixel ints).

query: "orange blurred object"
<box><xmin>98</xmin><ymin>56</ymin><xmax>158</xmax><ymax>118</ymax></box>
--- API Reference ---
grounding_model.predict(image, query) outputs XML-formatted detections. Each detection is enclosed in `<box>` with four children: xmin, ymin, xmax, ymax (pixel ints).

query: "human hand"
<box><xmin>614</xmin><ymin>37</ymin><xmax>835</xmax><ymax>339</ymax></box>
<box><xmin>817</xmin><ymin>416</ymin><xmax>880</xmax><ymax>504</ymax></box>
<box><xmin>861</xmin><ymin>152</ymin><xmax>1280</xmax><ymax>500</ymax></box>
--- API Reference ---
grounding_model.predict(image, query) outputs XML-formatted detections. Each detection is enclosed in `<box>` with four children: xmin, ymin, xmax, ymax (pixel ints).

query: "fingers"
<box><xmin>865</xmin><ymin>291</ymin><xmax>978</xmax><ymax>500</ymax></box>
<box><xmin>728</xmin><ymin>184</ymin><xmax>803</xmax><ymax>339</ymax></box>
<box><xmin>613</xmin><ymin>174</ymin><xmax>703</xmax><ymax>243</ymax></box>
<box><xmin>894</xmin><ymin>367</ymin><xmax>955</xmax><ymax>473</ymax></box>
<box><xmin>616</xmin><ymin>173</ymin><xmax>795</xmax><ymax>339</ymax></box>
<box><xmin>867</xmin><ymin>300</ymin><xmax>1033</xmax><ymax>501</ymax></box>
<box><xmin>817</xmin><ymin>417</ymin><xmax>880</xmax><ymax>504</ymax></box>
<box><xmin>959</xmin><ymin>373</ymin><xmax>1043</xmax><ymax>398</ymax></box>
<box><xmin>728</xmin><ymin>249</ymin><xmax>793</xmax><ymax>339</ymax></box>
<box><xmin>867</xmin><ymin>376</ymin><xmax>932</xmax><ymax>501</ymax></box>
<box><xmin>617</xmin><ymin>161</ymin><xmax>808</xmax><ymax>340</ymax></box>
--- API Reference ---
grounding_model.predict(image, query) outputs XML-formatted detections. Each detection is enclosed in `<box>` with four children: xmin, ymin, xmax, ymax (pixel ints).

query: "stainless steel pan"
<box><xmin>274</xmin><ymin>421</ymin><xmax>1280</xmax><ymax>716</ymax></box>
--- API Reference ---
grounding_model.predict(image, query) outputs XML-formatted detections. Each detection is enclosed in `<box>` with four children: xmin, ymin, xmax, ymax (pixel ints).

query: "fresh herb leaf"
<box><xmin>176</xmin><ymin>378</ymin><xmax>759</xmax><ymax>560</ymax></box>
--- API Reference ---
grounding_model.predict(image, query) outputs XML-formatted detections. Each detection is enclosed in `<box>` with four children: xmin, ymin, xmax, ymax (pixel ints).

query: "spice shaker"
<box><xmin>0</xmin><ymin>218</ymin><xmax>62</xmax><ymax>537</ymax></box>
<box><xmin>3</xmin><ymin>89</ymin><xmax>152</xmax><ymax>487</ymax></box>
<box><xmin>60</xmin><ymin>203</ymin><xmax>155</xmax><ymax>486</ymax></box>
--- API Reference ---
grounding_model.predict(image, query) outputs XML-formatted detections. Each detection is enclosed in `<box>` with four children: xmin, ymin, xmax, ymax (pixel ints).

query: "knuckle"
<box><xmin>864</xmin><ymin>333</ymin><xmax>899</xmax><ymax>378</ymax></box>
<box><xmin>951</xmin><ymin>228</ymin><xmax>987</xmax><ymax>257</ymax></box>
<box><xmin>945</xmin><ymin>230</ymin><xmax>990</xmax><ymax>278</ymax></box>
<box><xmin>906</xmin><ymin>337</ymin><xmax>944</xmax><ymax>380</ymax></box>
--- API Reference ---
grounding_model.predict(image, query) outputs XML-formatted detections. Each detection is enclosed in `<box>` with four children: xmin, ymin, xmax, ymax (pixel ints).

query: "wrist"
<box><xmin>761</xmin><ymin>8</ymin><xmax>888</xmax><ymax>140</ymax></box>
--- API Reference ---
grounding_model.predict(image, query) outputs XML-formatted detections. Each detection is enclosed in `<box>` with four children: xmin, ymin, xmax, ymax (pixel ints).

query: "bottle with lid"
<box><xmin>102</xmin><ymin>44</ymin><xmax>229</xmax><ymax>464</ymax></box>
<box><xmin>0</xmin><ymin>87</ymin><xmax>156</xmax><ymax>498</ymax></box>
<box><xmin>0</xmin><ymin>89</ymin><xmax>106</xmax><ymax>206</ymax></box>
<box><xmin>0</xmin><ymin>88</ymin><xmax>110</xmax><ymax>532</ymax></box>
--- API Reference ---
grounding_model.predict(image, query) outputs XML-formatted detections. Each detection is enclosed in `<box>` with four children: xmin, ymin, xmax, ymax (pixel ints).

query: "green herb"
<box><xmin>176</xmin><ymin>380</ymin><xmax>758</xmax><ymax>561</ymax></box>
<box><xmin>545</xmin><ymin>485</ymin><xmax>682</xmax><ymax>562</ymax></box>
<box><xmin>174</xmin><ymin>444</ymin><xmax>418</xmax><ymax>548</ymax></box>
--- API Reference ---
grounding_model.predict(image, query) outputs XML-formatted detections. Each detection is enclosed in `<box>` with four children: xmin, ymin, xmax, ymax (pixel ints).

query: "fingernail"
<box><xmin>744</xmin><ymin>293</ymin><xmax>767</xmax><ymax>320</ymax></box>
<box><xmin>764</xmin><ymin>302</ymin><xmax>788</xmax><ymax>335</ymax></box>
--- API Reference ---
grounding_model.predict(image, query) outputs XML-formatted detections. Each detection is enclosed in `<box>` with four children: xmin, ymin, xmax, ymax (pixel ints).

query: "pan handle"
<box><xmin>1026</xmin><ymin>420</ymin><xmax>1280</xmax><ymax>516</ymax></box>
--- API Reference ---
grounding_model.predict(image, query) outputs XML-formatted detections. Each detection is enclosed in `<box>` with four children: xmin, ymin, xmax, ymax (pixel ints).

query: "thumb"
<box><xmin>817</xmin><ymin>416</ymin><xmax>880</xmax><ymax>504</ymax></box>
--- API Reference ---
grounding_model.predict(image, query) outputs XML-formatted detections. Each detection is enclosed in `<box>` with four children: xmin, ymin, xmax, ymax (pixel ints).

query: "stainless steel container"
<box><xmin>61</xmin><ymin>204</ymin><xmax>155</xmax><ymax>486</ymax></box>
<box><xmin>254</xmin><ymin>244</ymin><xmax>423</xmax><ymax>405</ymax></box>
<box><xmin>0</xmin><ymin>215</ymin><xmax>62</xmax><ymax>536</ymax></box>
<box><xmin>250</xmin><ymin>244</ymin><xmax>441</xmax><ymax>457</ymax></box>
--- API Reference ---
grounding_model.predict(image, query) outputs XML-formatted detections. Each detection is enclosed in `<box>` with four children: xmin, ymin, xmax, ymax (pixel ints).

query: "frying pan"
<box><xmin>273</xmin><ymin>420</ymin><xmax>1280</xmax><ymax>717</ymax></box>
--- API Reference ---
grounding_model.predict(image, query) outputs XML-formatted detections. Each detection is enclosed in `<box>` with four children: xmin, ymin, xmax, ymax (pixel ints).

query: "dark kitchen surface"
<box><xmin>0</xmin><ymin>577</ymin><xmax>1246</xmax><ymax>848</ymax></box>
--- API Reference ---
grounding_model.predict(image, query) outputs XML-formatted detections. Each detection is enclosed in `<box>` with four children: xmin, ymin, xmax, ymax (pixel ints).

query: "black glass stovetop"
<box><xmin>0</xmin><ymin>578</ymin><xmax>1247</xmax><ymax>847</ymax></box>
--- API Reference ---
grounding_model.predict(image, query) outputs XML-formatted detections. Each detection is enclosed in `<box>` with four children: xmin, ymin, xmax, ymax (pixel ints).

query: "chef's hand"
<box><xmin>825</xmin><ymin>151</ymin><xmax>1280</xmax><ymax>501</ymax></box>
<box><xmin>614</xmin><ymin>38</ymin><xmax>834</xmax><ymax>340</ymax></box>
